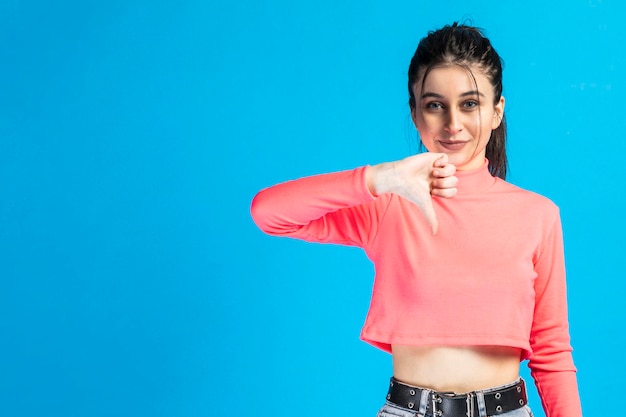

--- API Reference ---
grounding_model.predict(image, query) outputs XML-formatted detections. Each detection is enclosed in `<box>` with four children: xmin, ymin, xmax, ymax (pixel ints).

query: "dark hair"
<box><xmin>408</xmin><ymin>22</ymin><xmax>507</xmax><ymax>179</ymax></box>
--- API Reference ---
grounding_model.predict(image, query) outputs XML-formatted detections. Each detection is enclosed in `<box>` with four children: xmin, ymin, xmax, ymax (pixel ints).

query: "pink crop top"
<box><xmin>250</xmin><ymin>160</ymin><xmax>581</xmax><ymax>417</ymax></box>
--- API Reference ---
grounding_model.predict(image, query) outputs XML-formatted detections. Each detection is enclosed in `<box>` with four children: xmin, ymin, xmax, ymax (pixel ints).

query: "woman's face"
<box><xmin>411</xmin><ymin>65</ymin><xmax>505</xmax><ymax>171</ymax></box>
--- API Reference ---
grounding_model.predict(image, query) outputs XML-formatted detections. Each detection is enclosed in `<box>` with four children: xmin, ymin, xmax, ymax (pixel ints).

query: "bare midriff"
<box><xmin>391</xmin><ymin>345</ymin><xmax>522</xmax><ymax>394</ymax></box>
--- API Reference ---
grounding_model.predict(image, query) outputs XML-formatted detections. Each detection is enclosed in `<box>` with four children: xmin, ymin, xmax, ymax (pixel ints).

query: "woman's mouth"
<box><xmin>438</xmin><ymin>140</ymin><xmax>468</xmax><ymax>151</ymax></box>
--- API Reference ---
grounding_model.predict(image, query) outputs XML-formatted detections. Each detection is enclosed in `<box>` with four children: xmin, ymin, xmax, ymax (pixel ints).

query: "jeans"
<box><xmin>377</xmin><ymin>403</ymin><xmax>533</xmax><ymax>417</ymax></box>
<box><xmin>377</xmin><ymin>378</ymin><xmax>534</xmax><ymax>417</ymax></box>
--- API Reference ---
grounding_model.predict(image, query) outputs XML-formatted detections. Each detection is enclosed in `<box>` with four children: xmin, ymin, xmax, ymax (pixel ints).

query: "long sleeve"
<box><xmin>528</xmin><ymin>211</ymin><xmax>582</xmax><ymax>417</ymax></box>
<box><xmin>250</xmin><ymin>166</ymin><xmax>382</xmax><ymax>247</ymax></box>
<box><xmin>252</xmin><ymin>163</ymin><xmax>583</xmax><ymax>416</ymax></box>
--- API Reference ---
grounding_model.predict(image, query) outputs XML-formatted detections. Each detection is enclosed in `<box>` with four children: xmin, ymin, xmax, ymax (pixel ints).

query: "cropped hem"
<box><xmin>360</xmin><ymin>328</ymin><xmax>532</xmax><ymax>360</ymax></box>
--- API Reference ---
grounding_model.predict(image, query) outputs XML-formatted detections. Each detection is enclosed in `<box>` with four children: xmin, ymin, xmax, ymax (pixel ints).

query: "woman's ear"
<box><xmin>410</xmin><ymin>105</ymin><xmax>419</xmax><ymax>128</ymax></box>
<box><xmin>492</xmin><ymin>96</ymin><xmax>505</xmax><ymax>129</ymax></box>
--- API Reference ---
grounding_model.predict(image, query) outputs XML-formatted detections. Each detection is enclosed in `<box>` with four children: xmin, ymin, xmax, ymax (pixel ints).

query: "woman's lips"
<box><xmin>438</xmin><ymin>140</ymin><xmax>468</xmax><ymax>151</ymax></box>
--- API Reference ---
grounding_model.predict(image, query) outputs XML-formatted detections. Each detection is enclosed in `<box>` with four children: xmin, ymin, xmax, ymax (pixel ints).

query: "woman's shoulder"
<box><xmin>492</xmin><ymin>178</ymin><xmax>560</xmax><ymax>214</ymax></box>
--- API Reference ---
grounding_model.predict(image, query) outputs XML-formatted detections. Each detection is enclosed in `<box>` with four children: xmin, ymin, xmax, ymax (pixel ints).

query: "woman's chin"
<box><xmin>444</xmin><ymin>153</ymin><xmax>485</xmax><ymax>171</ymax></box>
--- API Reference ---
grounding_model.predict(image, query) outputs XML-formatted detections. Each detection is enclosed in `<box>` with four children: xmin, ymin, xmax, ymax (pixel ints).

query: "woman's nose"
<box><xmin>444</xmin><ymin>109</ymin><xmax>463</xmax><ymax>134</ymax></box>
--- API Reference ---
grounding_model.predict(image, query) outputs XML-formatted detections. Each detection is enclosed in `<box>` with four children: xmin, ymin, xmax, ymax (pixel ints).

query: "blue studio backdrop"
<box><xmin>0</xmin><ymin>1</ymin><xmax>623</xmax><ymax>416</ymax></box>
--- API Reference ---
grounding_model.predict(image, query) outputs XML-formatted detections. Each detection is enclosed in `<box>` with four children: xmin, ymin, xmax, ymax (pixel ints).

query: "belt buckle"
<box><xmin>431</xmin><ymin>393</ymin><xmax>443</xmax><ymax>417</ymax></box>
<box><xmin>431</xmin><ymin>391</ymin><xmax>476</xmax><ymax>417</ymax></box>
<box><xmin>465</xmin><ymin>392</ymin><xmax>475</xmax><ymax>417</ymax></box>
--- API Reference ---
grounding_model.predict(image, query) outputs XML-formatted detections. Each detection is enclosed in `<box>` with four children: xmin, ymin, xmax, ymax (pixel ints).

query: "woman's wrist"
<box><xmin>366</xmin><ymin>163</ymin><xmax>395</xmax><ymax>197</ymax></box>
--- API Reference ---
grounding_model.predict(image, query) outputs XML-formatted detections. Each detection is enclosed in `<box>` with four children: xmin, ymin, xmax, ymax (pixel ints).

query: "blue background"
<box><xmin>0</xmin><ymin>1</ymin><xmax>622</xmax><ymax>416</ymax></box>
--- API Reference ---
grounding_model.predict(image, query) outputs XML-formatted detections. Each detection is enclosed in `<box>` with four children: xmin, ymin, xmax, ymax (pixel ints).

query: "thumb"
<box><xmin>419</xmin><ymin>198</ymin><xmax>439</xmax><ymax>235</ymax></box>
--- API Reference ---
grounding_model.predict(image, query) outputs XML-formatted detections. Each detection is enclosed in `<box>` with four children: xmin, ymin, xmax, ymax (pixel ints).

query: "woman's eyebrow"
<box><xmin>421</xmin><ymin>90</ymin><xmax>485</xmax><ymax>99</ymax></box>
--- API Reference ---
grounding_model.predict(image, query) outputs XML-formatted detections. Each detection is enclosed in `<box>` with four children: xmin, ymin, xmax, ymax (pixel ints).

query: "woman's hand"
<box><xmin>366</xmin><ymin>153</ymin><xmax>458</xmax><ymax>234</ymax></box>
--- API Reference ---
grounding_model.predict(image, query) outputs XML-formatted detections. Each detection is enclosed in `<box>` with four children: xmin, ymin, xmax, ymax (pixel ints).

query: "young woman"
<box><xmin>251</xmin><ymin>23</ymin><xmax>582</xmax><ymax>417</ymax></box>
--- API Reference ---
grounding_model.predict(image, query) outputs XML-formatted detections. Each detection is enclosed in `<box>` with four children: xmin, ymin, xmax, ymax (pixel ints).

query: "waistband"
<box><xmin>385</xmin><ymin>377</ymin><xmax>527</xmax><ymax>417</ymax></box>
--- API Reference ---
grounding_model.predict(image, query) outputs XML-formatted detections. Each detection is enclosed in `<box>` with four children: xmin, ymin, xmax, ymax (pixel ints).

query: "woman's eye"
<box><xmin>463</xmin><ymin>100</ymin><xmax>479</xmax><ymax>109</ymax></box>
<box><xmin>425</xmin><ymin>102</ymin><xmax>443</xmax><ymax>110</ymax></box>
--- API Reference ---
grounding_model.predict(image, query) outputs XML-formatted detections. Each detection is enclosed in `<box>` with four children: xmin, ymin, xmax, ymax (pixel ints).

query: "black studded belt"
<box><xmin>386</xmin><ymin>377</ymin><xmax>527</xmax><ymax>417</ymax></box>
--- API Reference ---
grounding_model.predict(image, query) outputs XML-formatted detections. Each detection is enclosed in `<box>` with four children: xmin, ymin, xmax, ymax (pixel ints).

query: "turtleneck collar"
<box><xmin>455</xmin><ymin>159</ymin><xmax>497</xmax><ymax>194</ymax></box>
